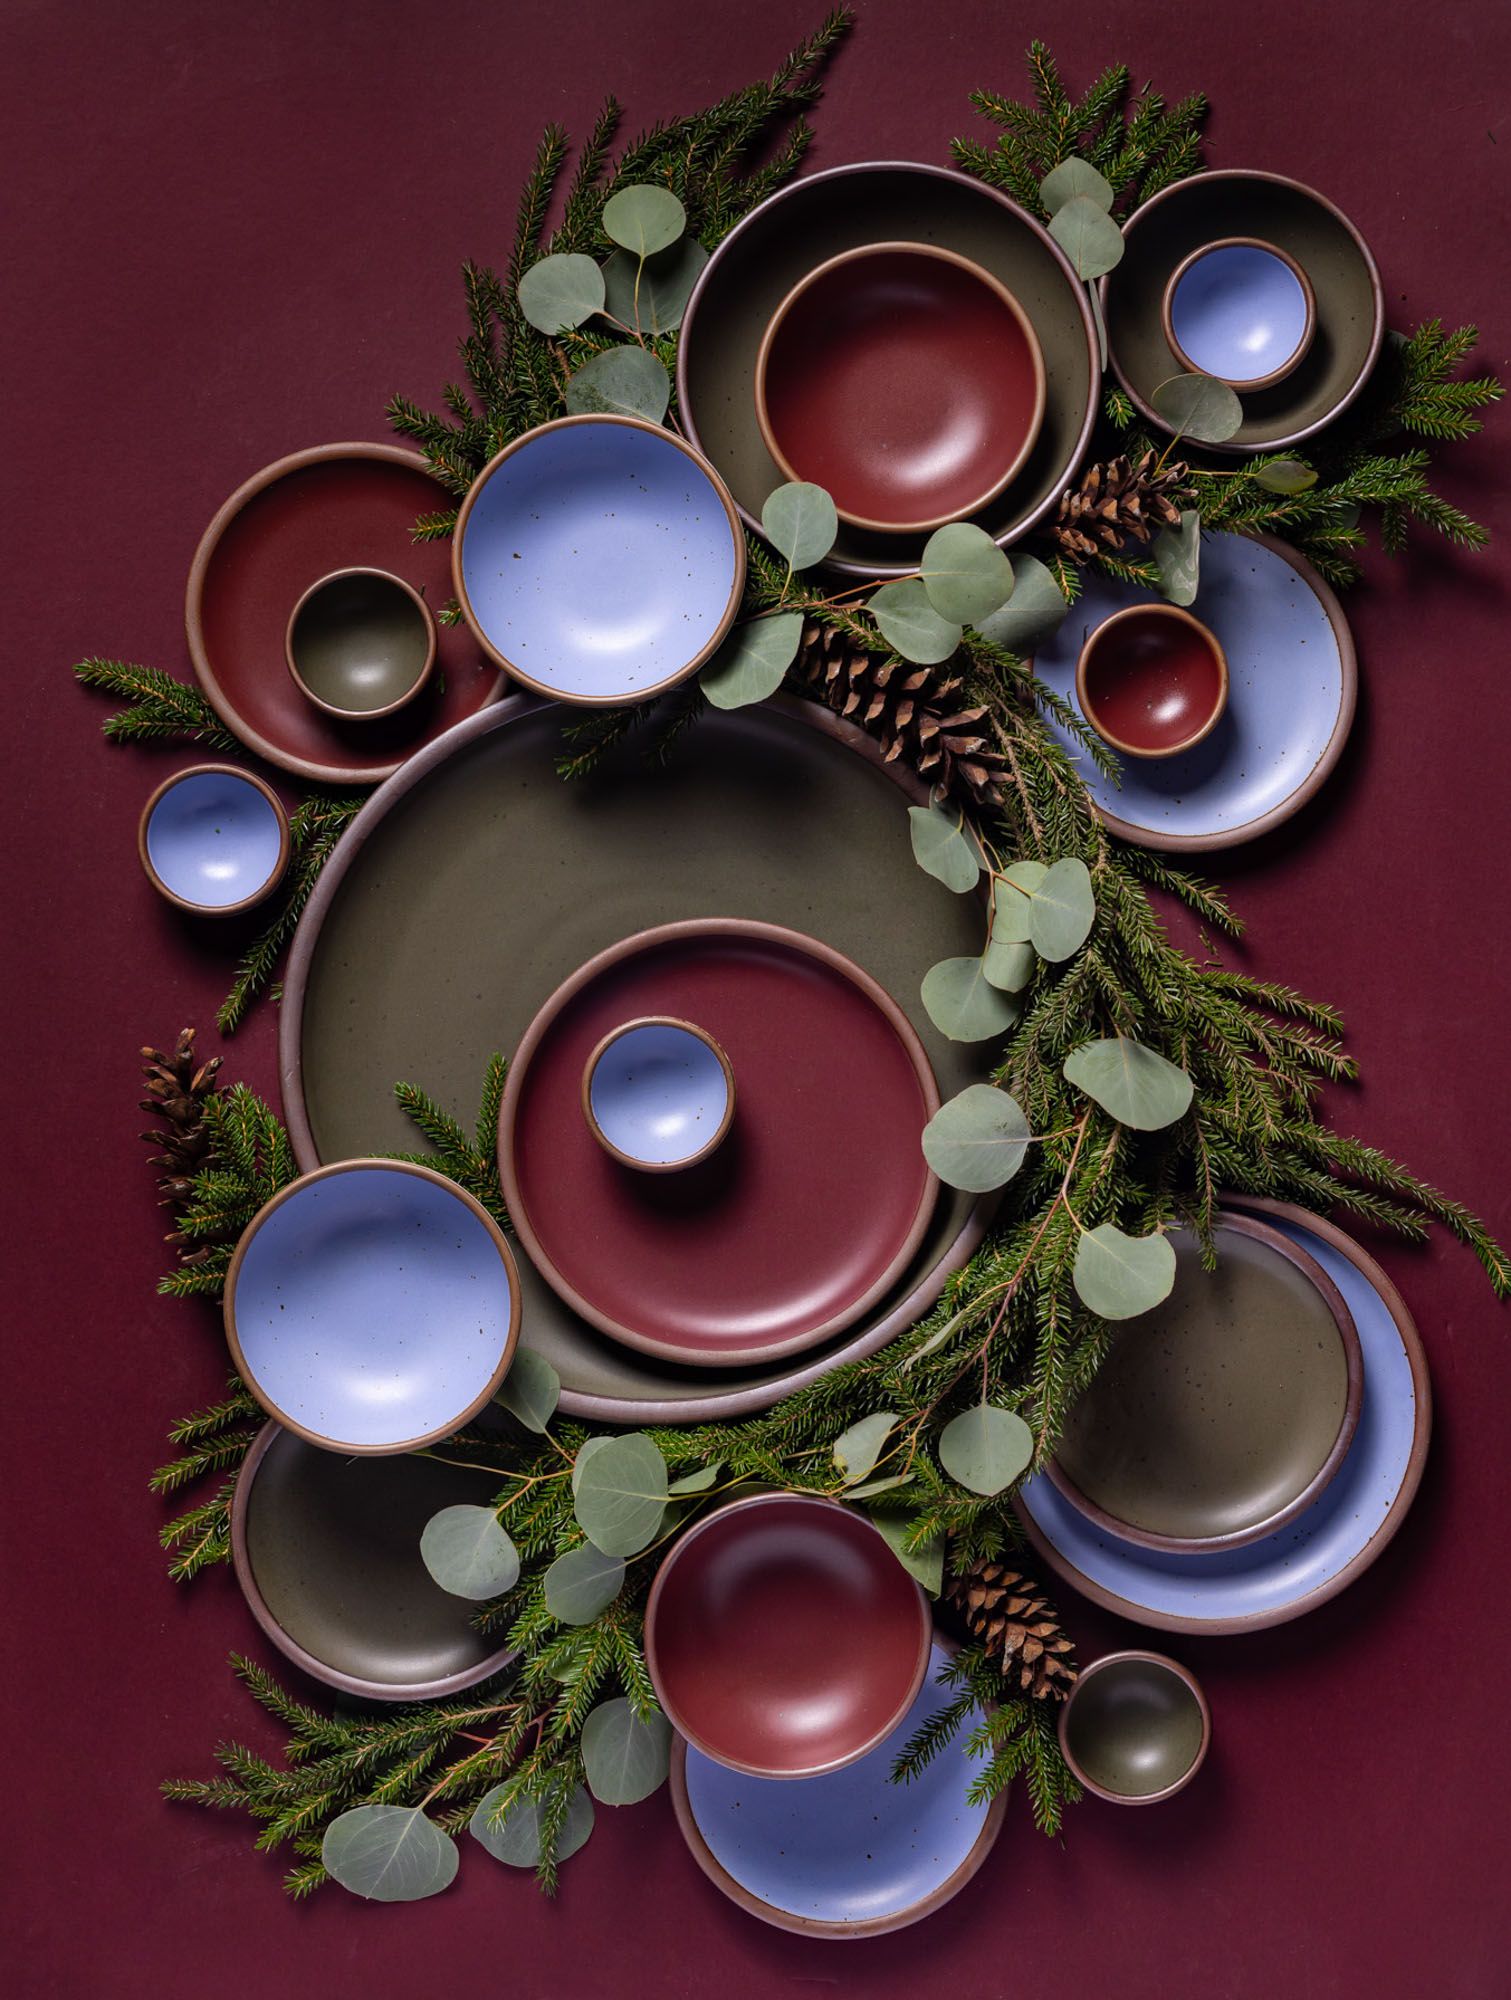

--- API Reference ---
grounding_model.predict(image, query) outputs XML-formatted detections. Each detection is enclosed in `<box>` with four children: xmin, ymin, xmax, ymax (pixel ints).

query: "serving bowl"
<box><xmin>138</xmin><ymin>763</ymin><xmax>290</xmax><ymax>915</ymax></box>
<box><xmin>224</xmin><ymin>1160</ymin><xmax>522</xmax><ymax>1453</ymax></box>
<box><xmin>285</xmin><ymin>566</ymin><xmax>436</xmax><ymax>719</ymax></box>
<box><xmin>1058</xmin><ymin>1651</ymin><xmax>1210</xmax><ymax>1805</ymax></box>
<box><xmin>645</xmin><ymin>1493</ymin><xmax>932</xmax><ymax>1777</ymax></box>
<box><xmin>1162</xmin><ymin>236</ymin><xmax>1315</xmax><ymax>389</ymax></box>
<box><xmin>1075</xmin><ymin>603</ymin><xmax>1229</xmax><ymax>759</ymax></box>
<box><xmin>582</xmin><ymin>1016</ymin><xmax>735</xmax><ymax>1172</ymax></box>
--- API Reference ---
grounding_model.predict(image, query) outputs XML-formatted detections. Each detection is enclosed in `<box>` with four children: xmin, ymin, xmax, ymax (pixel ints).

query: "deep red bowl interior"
<box><xmin>760</xmin><ymin>248</ymin><xmax>1042</xmax><ymax>529</ymax></box>
<box><xmin>646</xmin><ymin>1495</ymin><xmax>930</xmax><ymax>1776</ymax></box>
<box><xmin>1079</xmin><ymin>609</ymin><xmax>1226</xmax><ymax>754</ymax></box>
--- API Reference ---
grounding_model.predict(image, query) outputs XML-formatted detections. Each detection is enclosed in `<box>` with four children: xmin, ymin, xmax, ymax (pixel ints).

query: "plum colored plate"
<box><xmin>279</xmin><ymin>695</ymin><xmax>996</xmax><ymax>1420</ymax></box>
<box><xmin>186</xmin><ymin>443</ymin><xmax>504</xmax><ymax>784</ymax></box>
<box><xmin>1032</xmin><ymin>533</ymin><xmax>1354</xmax><ymax>850</ymax></box>
<box><xmin>498</xmin><ymin>921</ymin><xmax>940</xmax><ymax>1366</ymax></box>
<box><xmin>232</xmin><ymin>1422</ymin><xmax>517</xmax><ymax>1701</ymax></box>
<box><xmin>453</xmin><ymin>416</ymin><xmax>743</xmax><ymax>704</ymax></box>
<box><xmin>1016</xmin><ymin>1199</ymin><xmax>1431</xmax><ymax>1633</ymax></box>
<box><xmin>645</xmin><ymin>1494</ymin><xmax>932</xmax><ymax>1777</ymax></box>
<box><xmin>139</xmin><ymin>764</ymin><xmax>289</xmax><ymax>914</ymax></box>
<box><xmin>671</xmin><ymin>1639</ymin><xmax>1006</xmax><ymax>1937</ymax></box>
<box><xmin>678</xmin><ymin>161</ymin><xmax>1096</xmax><ymax>576</ymax></box>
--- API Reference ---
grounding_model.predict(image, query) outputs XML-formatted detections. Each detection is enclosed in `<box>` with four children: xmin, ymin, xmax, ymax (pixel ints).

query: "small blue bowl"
<box><xmin>1164</xmin><ymin>237</ymin><xmax>1316</xmax><ymax>390</ymax></box>
<box><xmin>583</xmin><ymin>1017</ymin><xmax>735</xmax><ymax>1172</ymax></box>
<box><xmin>225</xmin><ymin>1162</ymin><xmax>522</xmax><ymax>1453</ymax></box>
<box><xmin>452</xmin><ymin>414</ymin><xmax>745</xmax><ymax>705</ymax></box>
<box><xmin>138</xmin><ymin>764</ymin><xmax>290</xmax><ymax>914</ymax></box>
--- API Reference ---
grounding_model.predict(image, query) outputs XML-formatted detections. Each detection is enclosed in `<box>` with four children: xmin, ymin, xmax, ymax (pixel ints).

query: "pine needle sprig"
<box><xmin>215</xmin><ymin>794</ymin><xmax>364</xmax><ymax>1034</ymax></box>
<box><xmin>73</xmin><ymin>658</ymin><xmax>239</xmax><ymax>750</ymax></box>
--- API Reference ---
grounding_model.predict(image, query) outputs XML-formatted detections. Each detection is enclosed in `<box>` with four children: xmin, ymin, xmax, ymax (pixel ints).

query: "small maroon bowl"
<box><xmin>1075</xmin><ymin>603</ymin><xmax>1229</xmax><ymax>759</ymax></box>
<box><xmin>644</xmin><ymin>1492</ymin><xmax>932</xmax><ymax>1778</ymax></box>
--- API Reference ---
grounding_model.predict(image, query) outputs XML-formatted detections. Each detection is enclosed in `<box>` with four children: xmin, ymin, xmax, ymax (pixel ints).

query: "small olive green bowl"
<box><xmin>1058</xmin><ymin>1651</ymin><xmax>1210</xmax><ymax>1805</ymax></box>
<box><xmin>285</xmin><ymin>566</ymin><xmax>437</xmax><ymax>720</ymax></box>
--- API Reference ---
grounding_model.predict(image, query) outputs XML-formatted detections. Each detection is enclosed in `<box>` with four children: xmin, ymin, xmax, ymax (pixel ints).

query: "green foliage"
<box><xmin>73</xmin><ymin>658</ymin><xmax>239</xmax><ymax>750</ymax></box>
<box><xmin>217</xmin><ymin>795</ymin><xmax>365</xmax><ymax>1034</ymax></box>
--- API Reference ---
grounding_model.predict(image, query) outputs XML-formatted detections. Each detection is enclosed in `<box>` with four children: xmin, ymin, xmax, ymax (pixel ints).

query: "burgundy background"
<box><xmin>4</xmin><ymin>1</ymin><xmax>1508</xmax><ymax>1993</ymax></box>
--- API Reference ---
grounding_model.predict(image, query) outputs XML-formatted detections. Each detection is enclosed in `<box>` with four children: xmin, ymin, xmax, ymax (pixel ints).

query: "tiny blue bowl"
<box><xmin>138</xmin><ymin>763</ymin><xmax>290</xmax><ymax>915</ymax></box>
<box><xmin>583</xmin><ymin>1017</ymin><xmax>735</xmax><ymax>1172</ymax></box>
<box><xmin>225</xmin><ymin>1161</ymin><xmax>523</xmax><ymax>1453</ymax></box>
<box><xmin>452</xmin><ymin>414</ymin><xmax>745</xmax><ymax>706</ymax></box>
<box><xmin>1163</xmin><ymin>237</ymin><xmax>1316</xmax><ymax>390</ymax></box>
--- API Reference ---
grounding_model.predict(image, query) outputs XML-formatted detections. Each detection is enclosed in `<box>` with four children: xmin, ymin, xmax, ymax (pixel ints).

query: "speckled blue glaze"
<box><xmin>1170</xmin><ymin>242</ymin><xmax>1310</xmax><ymax>383</ymax></box>
<box><xmin>145</xmin><ymin>769</ymin><xmax>284</xmax><ymax>909</ymax></box>
<box><xmin>1034</xmin><ymin>533</ymin><xmax>1348</xmax><ymax>843</ymax></box>
<box><xmin>458</xmin><ymin>419</ymin><xmax>740</xmax><ymax>700</ymax></box>
<box><xmin>1018</xmin><ymin>1215</ymin><xmax>1421</xmax><ymax>1625</ymax></box>
<box><xmin>588</xmin><ymin>1021</ymin><xmax>730</xmax><ymax>1167</ymax></box>
<box><xmin>683</xmin><ymin>1643</ymin><xmax>994</xmax><ymax>1926</ymax></box>
<box><xmin>230</xmin><ymin>1168</ymin><xmax>515</xmax><ymax>1450</ymax></box>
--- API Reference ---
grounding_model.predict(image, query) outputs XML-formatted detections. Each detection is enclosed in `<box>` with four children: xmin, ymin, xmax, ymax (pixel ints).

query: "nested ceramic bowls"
<box><xmin>285</xmin><ymin>566</ymin><xmax>436</xmax><ymax>720</ymax></box>
<box><xmin>1058</xmin><ymin>1652</ymin><xmax>1211</xmax><ymax>1805</ymax></box>
<box><xmin>582</xmin><ymin>1017</ymin><xmax>735</xmax><ymax>1172</ymax></box>
<box><xmin>1162</xmin><ymin>237</ymin><xmax>1315</xmax><ymax>390</ymax></box>
<box><xmin>138</xmin><ymin>764</ymin><xmax>290</xmax><ymax>915</ymax></box>
<box><xmin>1075</xmin><ymin>604</ymin><xmax>1229</xmax><ymax>759</ymax></box>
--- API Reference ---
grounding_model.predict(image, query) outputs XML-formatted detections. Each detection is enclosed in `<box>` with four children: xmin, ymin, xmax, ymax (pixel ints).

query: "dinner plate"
<box><xmin>1032</xmin><ymin>532</ymin><xmax>1355</xmax><ymax>850</ymax></box>
<box><xmin>1016</xmin><ymin>1200</ymin><xmax>1431</xmax><ymax>1633</ymax></box>
<box><xmin>186</xmin><ymin>443</ymin><xmax>505</xmax><ymax>783</ymax></box>
<box><xmin>677</xmin><ymin>161</ymin><xmax>1096</xmax><ymax>577</ymax></box>
<box><xmin>279</xmin><ymin>695</ymin><xmax>995</xmax><ymax>1418</ymax></box>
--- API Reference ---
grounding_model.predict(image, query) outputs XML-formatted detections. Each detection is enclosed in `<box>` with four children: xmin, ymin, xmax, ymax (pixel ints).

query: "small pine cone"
<box><xmin>140</xmin><ymin>1029</ymin><xmax>221</xmax><ymax>1213</ymax></box>
<box><xmin>944</xmin><ymin>1557</ymin><xmax>1077</xmax><ymax>1702</ymax></box>
<box><xmin>1049</xmin><ymin>449</ymin><xmax>1193</xmax><ymax>565</ymax></box>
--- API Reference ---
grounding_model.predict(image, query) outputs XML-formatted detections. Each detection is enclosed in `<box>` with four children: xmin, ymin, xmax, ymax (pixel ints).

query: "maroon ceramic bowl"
<box><xmin>644</xmin><ymin>1493</ymin><xmax>932</xmax><ymax>1778</ymax></box>
<box><xmin>1075</xmin><ymin>603</ymin><xmax>1229</xmax><ymax>759</ymax></box>
<box><xmin>754</xmin><ymin>242</ymin><xmax>1047</xmax><ymax>533</ymax></box>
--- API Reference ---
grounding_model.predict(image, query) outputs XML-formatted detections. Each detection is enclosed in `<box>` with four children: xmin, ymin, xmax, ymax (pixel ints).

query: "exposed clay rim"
<box><xmin>1160</xmin><ymin>234</ymin><xmax>1317</xmax><ymax>391</ymax></box>
<box><xmin>284</xmin><ymin>565</ymin><xmax>438</xmax><ymax>722</ymax></box>
<box><xmin>137</xmin><ymin>762</ymin><xmax>291</xmax><ymax>916</ymax></box>
<box><xmin>580</xmin><ymin>1016</ymin><xmax>737</xmax><ymax>1173</ymax></box>
<box><xmin>1074</xmin><ymin>602</ymin><xmax>1230</xmax><ymax>761</ymax></box>
<box><xmin>1057</xmin><ymin>1650</ymin><xmax>1212</xmax><ymax>1805</ymax></box>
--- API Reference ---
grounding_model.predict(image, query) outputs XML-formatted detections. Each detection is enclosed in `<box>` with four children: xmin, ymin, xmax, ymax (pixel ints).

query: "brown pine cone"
<box><xmin>1050</xmin><ymin>449</ymin><xmax>1192</xmax><ymax>563</ymax></box>
<box><xmin>140</xmin><ymin>1028</ymin><xmax>221</xmax><ymax>1193</ymax></box>
<box><xmin>945</xmin><ymin>1556</ymin><xmax>1077</xmax><ymax>1702</ymax></box>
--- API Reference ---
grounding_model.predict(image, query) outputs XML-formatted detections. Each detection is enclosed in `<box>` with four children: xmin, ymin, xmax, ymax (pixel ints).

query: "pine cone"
<box><xmin>793</xmin><ymin>619</ymin><xmax>1008</xmax><ymax>811</ymax></box>
<box><xmin>1050</xmin><ymin>450</ymin><xmax>1192</xmax><ymax>563</ymax></box>
<box><xmin>140</xmin><ymin>1028</ymin><xmax>221</xmax><ymax>1198</ymax></box>
<box><xmin>945</xmin><ymin>1557</ymin><xmax>1077</xmax><ymax>1702</ymax></box>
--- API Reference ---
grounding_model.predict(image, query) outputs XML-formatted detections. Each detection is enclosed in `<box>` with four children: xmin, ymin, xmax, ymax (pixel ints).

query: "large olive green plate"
<box><xmin>281</xmin><ymin>695</ymin><xmax>995</xmax><ymax>1421</ymax></box>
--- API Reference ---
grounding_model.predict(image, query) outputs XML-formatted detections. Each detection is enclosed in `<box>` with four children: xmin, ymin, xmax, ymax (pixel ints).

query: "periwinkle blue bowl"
<box><xmin>1165</xmin><ymin>238</ymin><xmax>1314</xmax><ymax>388</ymax></box>
<box><xmin>453</xmin><ymin>415</ymin><xmax>744</xmax><ymax>704</ymax></box>
<box><xmin>139</xmin><ymin>764</ymin><xmax>289</xmax><ymax>913</ymax></box>
<box><xmin>584</xmin><ymin>1018</ymin><xmax>734</xmax><ymax>1170</ymax></box>
<box><xmin>225</xmin><ymin>1162</ymin><xmax>522</xmax><ymax>1452</ymax></box>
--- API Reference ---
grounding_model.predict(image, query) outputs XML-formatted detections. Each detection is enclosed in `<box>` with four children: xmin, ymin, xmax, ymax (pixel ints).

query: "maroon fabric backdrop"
<box><xmin>5</xmin><ymin>2</ymin><xmax>1509</xmax><ymax>1993</ymax></box>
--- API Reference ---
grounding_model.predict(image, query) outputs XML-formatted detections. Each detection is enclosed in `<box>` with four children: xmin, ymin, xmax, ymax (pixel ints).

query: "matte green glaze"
<box><xmin>287</xmin><ymin>568</ymin><xmax>432</xmax><ymax>716</ymax></box>
<box><xmin>1061</xmin><ymin>1655</ymin><xmax>1207</xmax><ymax>1800</ymax></box>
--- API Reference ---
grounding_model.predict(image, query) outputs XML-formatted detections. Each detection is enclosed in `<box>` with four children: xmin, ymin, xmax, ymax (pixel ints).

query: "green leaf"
<box><xmin>701</xmin><ymin>612</ymin><xmax>802</xmax><ymax>710</ymax></box>
<box><xmin>571</xmin><ymin>1436</ymin><xmax>615</xmax><ymax>1495</ymax></box>
<box><xmin>1047</xmin><ymin>195</ymin><xmax>1125</xmax><ymax>280</ymax></box>
<box><xmin>495</xmin><ymin>1349</ymin><xmax>560</xmax><ymax>1433</ymax></box>
<box><xmin>918</xmin><ymin>523</ymin><xmax>1015</xmax><ymax>624</ymax></box>
<box><xmin>543</xmin><ymin>1544</ymin><xmax>626</xmax><ymax>1624</ymax></box>
<box><xmin>1151</xmin><ymin>372</ymin><xmax>1244</xmax><ymax>445</ymax></box>
<box><xmin>1253</xmin><ymin>457</ymin><xmax>1318</xmax><ymax>495</ymax></box>
<box><xmin>938</xmin><ymin>1403</ymin><xmax>1034</xmax><ymax>1496</ymax></box>
<box><xmin>989</xmin><ymin>860</ymin><xmax>1048</xmax><ymax>943</ymax></box>
<box><xmin>908</xmin><ymin>805</ymin><xmax>981</xmax><ymax>893</ymax></box>
<box><xmin>832</xmin><ymin>1412</ymin><xmax>898</xmax><ymax>1484</ymax></box>
<box><xmin>1153</xmin><ymin>509</ymin><xmax>1202</xmax><ymax>607</ymax></box>
<box><xmin>469</xmin><ymin>1785</ymin><xmax>594</xmax><ymax>1868</ymax></box>
<box><xmin>921</xmin><ymin>1084</ymin><xmax>1031</xmax><ymax>1192</ymax></box>
<box><xmin>516</xmin><ymin>253</ymin><xmax>606</xmax><ymax>334</ymax></box>
<box><xmin>868</xmin><ymin>1511</ymin><xmax>943</xmax><ymax>1596</ymax></box>
<box><xmin>1063</xmin><ymin>1035</ymin><xmax>1195</xmax><ymax>1130</ymax></box>
<box><xmin>1073</xmin><ymin>1224</ymin><xmax>1177</xmax><ymax>1320</ymax></box>
<box><xmin>580</xmin><ymin>1698</ymin><xmax>672</xmax><ymax>1805</ymax></box>
<box><xmin>760</xmin><ymin>481</ymin><xmax>838</xmax><ymax>570</ymax></box>
<box><xmin>322</xmin><ymin>1805</ymin><xmax>458</xmax><ymax>1903</ymax></box>
<box><xmin>974</xmin><ymin>555</ymin><xmax>1069</xmax><ymax>651</ymax></box>
<box><xmin>600</xmin><ymin>239</ymin><xmax>707</xmax><ymax>336</ymax></box>
<box><xmin>667</xmin><ymin>1463</ymin><xmax>722</xmax><ymax>1495</ymax></box>
<box><xmin>565</xmin><ymin>346</ymin><xmax>670</xmax><ymax>425</ymax></box>
<box><xmin>846</xmin><ymin>1473</ymin><xmax>913</xmax><ymax>1499</ymax></box>
<box><xmin>601</xmin><ymin>184</ymin><xmax>686</xmax><ymax>257</ymax></box>
<box><xmin>573</xmin><ymin>1433</ymin><xmax>669</xmax><ymax>1556</ymax></box>
<box><xmin>1040</xmin><ymin>157</ymin><xmax>1114</xmax><ymax>216</ymax></box>
<box><xmin>921</xmin><ymin>957</ymin><xmax>1021</xmax><ymax>1042</ymax></box>
<box><xmin>419</xmin><ymin>1505</ymin><xmax>520</xmax><ymax>1601</ymax></box>
<box><xmin>1027</xmin><ymin>856</ymin><xmax>1095</xmax><ymax>962</ymax></box>
<box><xmin>869</xmin><ymin>580</ymin><xmax>962</xmax><ymax>665</ymax></box>
<box><xmin>983</xmin><ymin>934</ymin><xmax>1035</xmax><ymax>993</ymax></box>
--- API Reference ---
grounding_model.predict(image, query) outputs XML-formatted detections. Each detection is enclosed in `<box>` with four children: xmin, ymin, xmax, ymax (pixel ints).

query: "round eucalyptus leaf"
<box><xmin>921</xmin><ymin>1084</ymin><xmax>1031</xmax><ymax>1192</ymax></box>
<box><xmin>1047</xmin><ymin>194</ymin><xmax>1125</xmax><ymax>280</ymax></box>
<box><xmin>921</xmin><ymin>957</ymin><xmax>1021</xmax><ymax>1043</ymax></box>
<box><xmin>572</xmin><ymin>1433</ymin><xmax>669</xmax><ymax>1555</ymax></box>
<box><xmin>846</xmin><ymin>1472</ymin><xmax>912</xmax><ymax>1500</ymax></box>
<box><xmin>1040</xmin><ymin>156</ymin><xmax>1115</xmax><ymax>216</ymax></box>
<box><xmin>938</xmin><ymin>1403</ymin><xmax>1034</xmax><ymax>1497</ymax></box>
<box><xmin>600</xmin><ymin>238</ymin><xmax>707</xmax><ymax>335</ymax></box>
<box><xmin>667</xmin><ymin>1462</ymin><xmax>721</xmax><ymax>1495</ymax></box>
<box><xmin>867</xmin><ymin>1510</ymin><xmax>943</xmax><ymax>1596</ymax></box>
<box><xmin>580</xmin><ymin>1697</ymin><xmax>673</xmax><ymax>1805</ymax></box>
<box><xmin>571</xmin><ymin>1435</ymin><xmax>615</xmax><ymax>1496</ymax></box>
<box><xmin>565</xmin><ymin>345</ymin><xmax>670</xmax><ymax>424</ymax></box>
<box><xmin>989</xmin><ymin>860</ymin><xmax>1048</xmax><ymax>943</ymax></box>
<box><xmin>869</xmin><ymin>580</ymin><xmax>962</xmax><ymax>665</ymax></box>
<box><xmin>919</xmin><ymin>523</ymin><xmax>1016</xmax><ymax>624</ymax></box>
<box><xmin>1027</xmin><ymin>856</ymin><xmax>1095</xmax><ymax>962</ymax></box>
<box><xmin>469</xmin><ymin>1784</ymin><xmax>595</xmax><ymax>1868</ymax></box>
<box><xmin>1073</xmin><ymin>1223</ymin><xmax>1177</xmax><ymax>1320</ymax></box>
<box><xmin>322</xmin><ymin>1805</ymin><xmax>458</xmax><ymax>1903</ymax></box>
<box><xmin>701</xmin><ymin>612</ymin><xmax>802</xmax><ymax>710</ymax></box>
<box><xmin>1153</xmin><ymin>508</ymin><xmax>1202</xmax><ymax>608</ymax></box>
<box><xmin>601</xmin><ymin>183</ymin><xmax>686</xmax><ymax>257</ymax></box>
<box><xmin>543</xmin><ymin>1543</ymin><xmax>626</xmax><ymax>1624</ymax></box>
<box><xmin>1151</xmin><ymin>371</ymin><xmax>1244</xmax><ymax>444</ymax></box>
<box><xmin>1063</xmin><ymin>1035</ymin><xmax>1194</xmax><ymax>1130</ymax></box>
<box><xmin>516</xmin><ymin>252</ymin><xmax>606</xmax><ymax>334</ymax></box>
<box><xmin>760</xmin><ymin>481</ymin><xmax>838</xmax><ymax>570</ymax></box>
<box><xmin>908</xmin><ymin>804</ymin><xmax>982</xmax><ymax>893</ymax></box>
<box><xmin>832</xmin><ymin>1411</ymin><xmax>898</xmax><ymax>1484</ymax></box>
<box><xmin>419</xmin><ymin>1505</ymin><xmax>519</xmax><ymax>1601</ymax></box>
<box><xmin>495</xmin><ymin>1347</ymin><xmax>561</xmax><ymax>1433</ymax></box>
<box><xmin>975</xmin><ymin>555</ymin><xmax>1069</xmax><ymax>651</ymax></box>
<box><xmin>983</xmin><ymin>934</ymin><xmax>1035</xmax><ymax>993</ymax></box>
<box><xmin>1254</xmin><ymin>457</ymin><xmax>1318</xmax><ymax>495</ymax></box>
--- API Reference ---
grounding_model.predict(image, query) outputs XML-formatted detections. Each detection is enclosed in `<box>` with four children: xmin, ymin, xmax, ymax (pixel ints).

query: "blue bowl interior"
<box><xmin>1170</xmin><ymin>243</ymin><xmax>1310</xmax><ymax>383</ymax></box>
<box><xmin>232</xmin><ymin>1168</ymin><xmax>513</xmax><ymax>1448</ymax></box>
<box><xmin>459</xmin><ymin>421</ymin><xmax>739</xmax><ymax>699</ymax></box>
<box><xmin>146</xmin><ymin>769</ymin><xmax>283</xmax><ymax>908</ymax></box>
<box><xmin>588</xmin><ymin>1021</ymin><xmax>730</xmax><ymax>1166</ymax></box>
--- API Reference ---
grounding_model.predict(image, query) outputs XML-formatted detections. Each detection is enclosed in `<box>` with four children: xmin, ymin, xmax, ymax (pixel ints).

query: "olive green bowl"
<box><xmin>1058</xmin><ymin>1652</ymin><xmax>1210</xmax><ymax>1805</ymax></box>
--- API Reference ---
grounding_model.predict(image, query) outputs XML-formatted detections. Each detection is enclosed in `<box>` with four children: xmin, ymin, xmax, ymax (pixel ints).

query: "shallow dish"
<box><xmin>285</xmin><ymin>566</ymin><xmax>436</xmax><ymax>719</ymax></box>
<box><xmin>645</xmin><ymin>1493</ymin><xmax>931</xmax><ymax>1778</ymax></box>
<box><xmin>453</xmin><ymin>415</ymin><xmax>743</xmax><ymax>705</ymax></box>
<box><xmin>1075</xmin><ymin>604</ymin><xmax>1228</xmax><ymax>759</ymax></box>
<box><xmin>224</xmin><ymin>1160</ymin><xmax>521</xmax><ymax>1453</ymax></box>
<box><xmin>138</xmin><ymin>763</ymin><xmax>290</xmax><ymax>915</ymax></box>
<box><xmin>232</xmin><ymin>1422</ymin><xmax>517</xmax><ymax>1700</ymax></box>
<box><xmin>583</xmin><ymin>1017</ymin><xmax>735</xmax><ymax>1171</ymax></box>
<box><xmin>1058</xmin><ymin>1652</ymin><xmax>1210</xmax><ymax>1805</ymax></box>
<box><xmin>1163</xmin><ymin>236</ymin><xmax>1315</xmax><ymax>389</ymax></box>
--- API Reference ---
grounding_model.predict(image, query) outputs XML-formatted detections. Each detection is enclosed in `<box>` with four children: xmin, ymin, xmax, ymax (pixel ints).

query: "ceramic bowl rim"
<box><xmin>1073</xmin><ymin>602</ymin><xmax>1231</xmax><ymax>760</ymax></box>
<box><xmin>752</xmin><ymin>238</ymin><xmax>1049</xmax><ymax>534</ymax></box>
<box><xmin>450</xmin><ymin>413</ymin><xmax>746</xmax><ymax>707</ymax></box>
<box><xmin>666</xmin><ymin>1628</ymin><xmax>1008</xmax><ymax>1938</ymax></box>
<box><xmin>184</xmin><ymin>440</ymin><xmax>508</xmax><ymax>783</ymax></box>
<box><xmin>137</xmin><ymin>761</ymin><xmax>292</xmax><ymax>916</ymax></box>
<box><xmin>223</xmin><ymin>1157</ymin><xmax>524</xmax><ymax>1454</ymax></box>
<box><xmin>1043</xmin><ymin>1208</ymin><xmax>1364</xmax><ymax>1551</ymax></box>
<box><xmin>497</xmin><ymin>915</ymin><xmax>943</xmax><ymax>1366</ymax></box>
<box><xmin>1160</xmin><ymin>233</ymin><xmax>1317</xmax><ymax>391</ymax></box>
<box><xmin>645</xmin><ymin>1491</ymin><xmax>934</xmax><ymax>1780</ymax></box>
<box><xmin>229</xmin><ymin>1419</ymin><xmax>518</xmax><ymax>1701</ymax></box>
<box><xmin>1057</xmin><ymin>1649</ymin><xmax>1211</xmax><ymax>1805</ymax></box>
<box><xmin>581</xmin><ymin>1015</ymin><xmax>737</xmax><ymax>1173</ymax></box>
<box><xmin>284</xmin><ymin>564</ymin><xmax>438</xmax><ymax>721</ymax></box>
